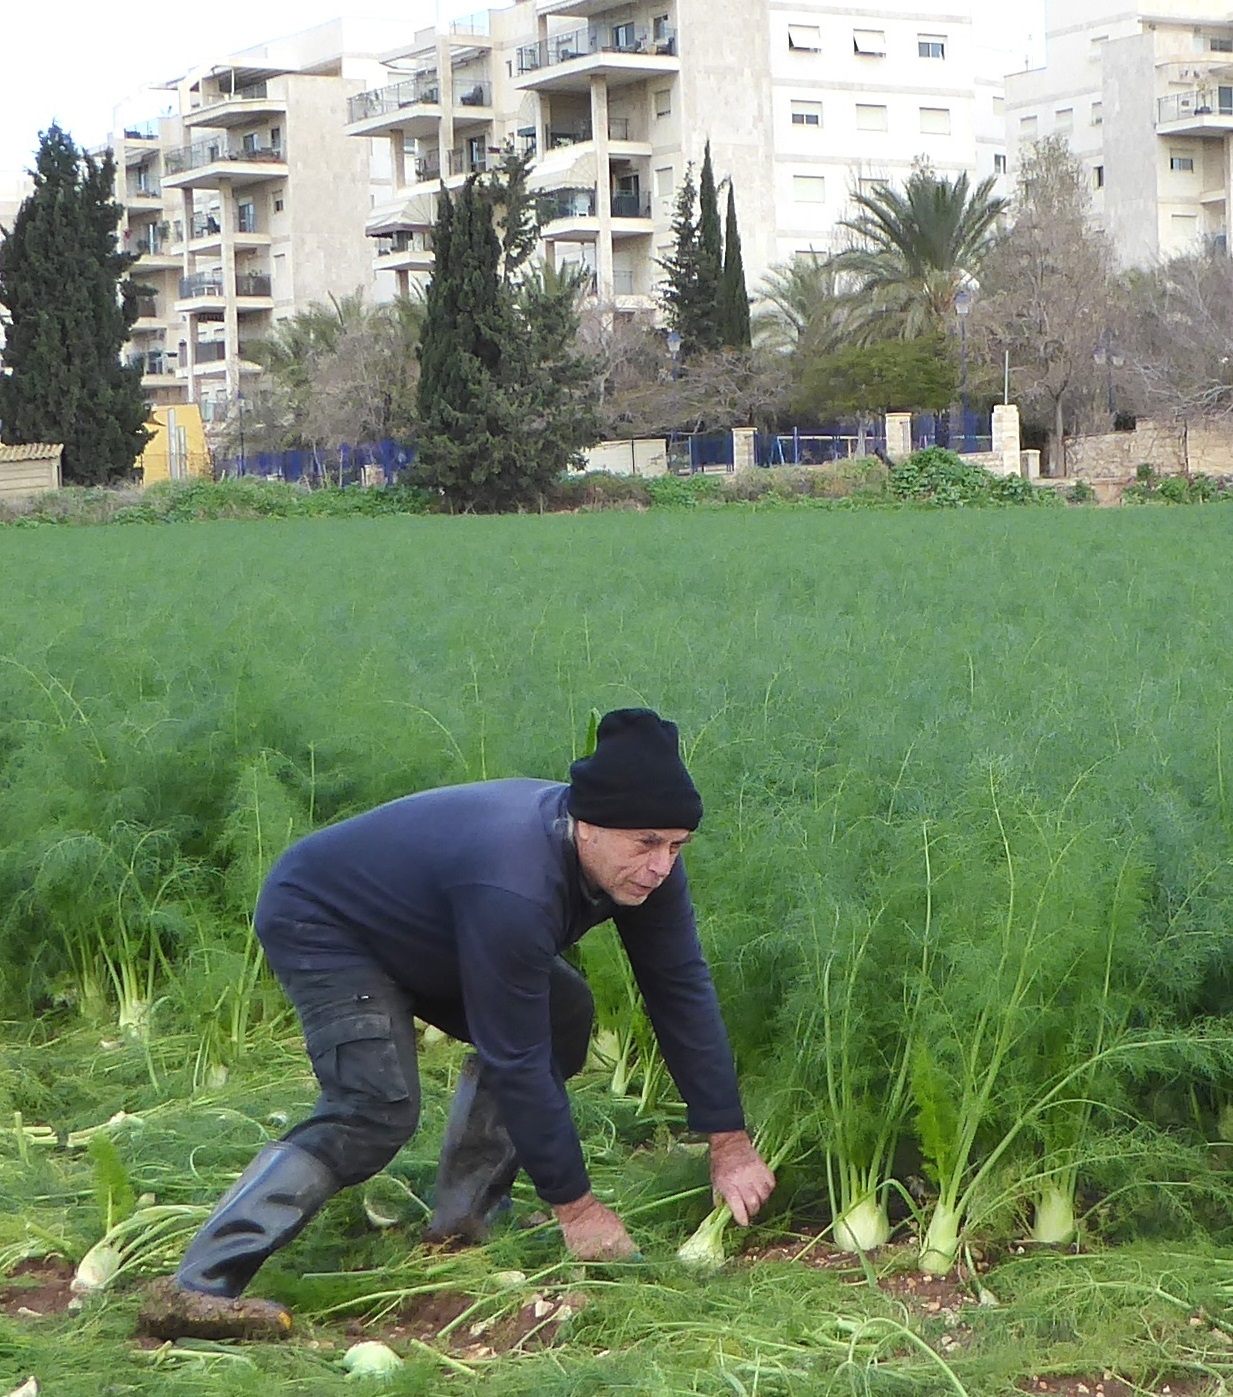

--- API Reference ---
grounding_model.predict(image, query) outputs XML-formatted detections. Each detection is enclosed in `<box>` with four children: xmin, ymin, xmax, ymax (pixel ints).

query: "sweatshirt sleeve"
<box><xmin>613</xmin><ymin>861</ymin><xmax>746</xmax><ymax>1135</ymax></box>
<box><xmin>449</xmin><ymin>882</ymin><xmax>591</xmax><ymax>1205</ymax></box>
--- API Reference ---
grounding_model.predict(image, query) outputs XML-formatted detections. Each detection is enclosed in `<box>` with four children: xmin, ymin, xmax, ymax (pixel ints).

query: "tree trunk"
<box><xmin>1052</xmin><ymin>397</ymin><xmax>1067</xmax><ymax>477</ymax></box>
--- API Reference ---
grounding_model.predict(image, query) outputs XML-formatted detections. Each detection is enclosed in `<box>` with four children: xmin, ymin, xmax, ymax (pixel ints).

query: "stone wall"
<box><xmin>1066</xmin><ymin>419</ymin><xmax>1233</xmax><ymax>479</ymax></box>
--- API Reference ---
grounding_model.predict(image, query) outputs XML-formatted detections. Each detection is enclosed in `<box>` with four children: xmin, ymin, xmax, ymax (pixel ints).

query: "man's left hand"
<box><xmin>708</xmin><ymin>1131</ymin><xmax>775</xmax><ymax>1226</ymax></box>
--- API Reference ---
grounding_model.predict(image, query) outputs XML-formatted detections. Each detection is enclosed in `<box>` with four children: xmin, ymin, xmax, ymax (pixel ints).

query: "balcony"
<box><xmin>538</xmin><ymin>186</ymin><xmax>598</xmax><ymax>238</ymax></box>
<box><xmin>374</xmin><ymin>229</ymin><xmax>435</xmax><ymax>271</ymax></box>
<box><xmin>132</xmin><ymin>226</ymin><xmax>181</xmax><ymax>269</ymax></box>
<box><xmin>163</xmin><ymin>141</ymin><xmax>287</xmax><ymax>190</ymax></box>
<box><xmin>515</xmin><ymin>23</ymin><xmax>678</xmax><ymax>93</ymax></box>
<box><xmin>125</xmin><ymin>176</ymin><xmax>162</xmax><ymax>211</ymax></box>
<box><xmin>345</xmin><ymin>76</ymin><xmax>442</xmax><ymax>139</ymax></box>
<box><xmin>131</xmin><ymin>294</ymin><xmax>161</xmax><ymax>327</ymax></box>
<box><xmin>1157</xmin><ymin>87</ymin><xmax>1233</xmax><ymax>135</ymax></box>
<box><xmin>188</xmin><ymin>209</ymin><xmax>271</xmax><ymax>250</ymax></box>
<box><xmin>175</xmin><ymin>271</ymin><xmax>272</xmax><ymax>311</ymax></box>
<box><xmin>611</xmin><ymin>190</ymin><xmax>651</xmax><ymax>219</ymax></box>
<box><xmin>184</xmin><ymin>81</ymin><xmax>287</xmax><ymax>130</ymax></box>
<box><xmin>126</xmin><ymin>350</ymin><xmax>177</xmax><ymax>380</ymax></box>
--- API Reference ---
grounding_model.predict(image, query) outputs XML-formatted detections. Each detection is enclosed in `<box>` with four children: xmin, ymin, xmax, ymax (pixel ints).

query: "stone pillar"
<box><xmin>218</xmin><ymin>178</ymin><xmax>240</xmax><ymax>404</ymax></box>
<box><xmin>884</xmin><ymin>412</ymin><xmax>912</xmax><ymax>460</ymax></box>
<box><xmin>992</xmin><ymin>403</ymin><xmax>1022</xmax><ymax>475</ymax></box>
<box><xmin>732</xmin><ymin>426</ymin><xmax>756</xmax><ymax>472</ymax></box>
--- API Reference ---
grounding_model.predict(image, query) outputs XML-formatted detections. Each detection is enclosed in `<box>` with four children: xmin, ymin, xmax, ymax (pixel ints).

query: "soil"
<box><xmin>0</xmin><ymin>1257</ymin><xmax>76</xmax><ymax>1320</ymax></box>
<box><xmin>351</xmin><ymin>1286</ymin><xmax>588</xmax><ymax>1360</ymax></box>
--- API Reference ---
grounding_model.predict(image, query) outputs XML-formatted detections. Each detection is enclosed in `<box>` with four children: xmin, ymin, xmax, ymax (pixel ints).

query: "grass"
<box><xmin>1</xmin><ymin>506</ymin><xmax>1233</xmax><ymax>1392</ymax></box>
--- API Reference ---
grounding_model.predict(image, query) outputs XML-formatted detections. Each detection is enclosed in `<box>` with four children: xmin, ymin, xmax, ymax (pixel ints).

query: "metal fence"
<box><xmin>217</xmin><ymin>438</ymin><xmax>415</xmax><ymax>485</ymax></box>
<box><xmin>755</xmin><ymin>426</ymin><xmax>887</xmax><ymax>466</ymax></box>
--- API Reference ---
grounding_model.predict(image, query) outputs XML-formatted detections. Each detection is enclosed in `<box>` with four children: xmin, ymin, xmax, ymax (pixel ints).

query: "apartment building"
<box><xmin>347</xmin><ymin>0</ymin><xmax>1009</xmax><ymax>308</ymax></box>
<box><xmin>1005</xmin><ymin>0</ymin><xmax>1233</xmax><ymax>267</ymax></box>
<box><xmin>116</xmin><ymin>20</ymin><xmax>401</xmax><ymax>422</ymax></box>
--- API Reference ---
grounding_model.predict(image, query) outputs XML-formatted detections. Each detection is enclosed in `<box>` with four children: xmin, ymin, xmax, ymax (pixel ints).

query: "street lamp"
<box><xmin>954</xmin><ymin>287</ymin><xmax>972</xmax><ymax>452</ymax></box>
<box><xmin>666</xmin><ymin>329</ymin><xmax>682</xmax><ymax>381</ymax></box>
<box><xmin>1093</xmin><ymin>335</ymin><xmax>1121</xmax><ymax>419</ymax></box>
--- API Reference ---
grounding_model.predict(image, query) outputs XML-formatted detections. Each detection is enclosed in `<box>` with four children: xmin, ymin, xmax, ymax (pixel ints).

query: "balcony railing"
<box><xmin>550</xmin><ymin>123</ymin><xmax>593</xmax><ymax>147</ymax></box>
<box><xmin>124</xmin><ymin>121</ymin><xmax>159</xmax><ymax>140</ymax></box>
<box><xmin>190</xmin><ymin>209</ymin><xmax>259</xmax><ymax>237</ymax></box>
<box><xmin>415</xmin><ymin>153</ymin><xmax>443</xmax><ymax>182</ymax></box>
<box><xmin>127</xmin><ymin>177</ymin><xmax>161</xmax><ymax>199</ymax></box>
<box><xmin>198</xmin><ymin>80</ymin><xmax>270</xmax><ymax>108</ymax></box>
<box><xmin>608</xmin><ymin>117</ymin><xmax>631</xmax><ymax>140</ymax></box>
<box><xmin>612</xmin><ymin>268</ymin><xmax>635</xmax><ymax>294</ymax></box>
<box><xmin>194</xmin><ymin>340</ymin><xmax>259</xmax><ymax>363</ymax></box>
<box><xmin>376</xmin><ymin>230</ymin><xmax>434</xmax><ymax>257</ymax></box>
<box><xmin>518</xmin><ymin>25</ymin><xmax>676</xmax><ymax>73</ymax></box>
<box><xmin>179</xmin><ymin>272</ymin><xmax>272</xmax><ymax>298</ymax></box>
<box><xmin>165</xmin><ymin>140</ymin><xmax>285</xmax><ymax>175</ymax></box>
<box><xmin>450</xmin><ymin>11</ymin><xmax>489</xmax><ymax>36</ymax></box>
<box><xmin>347</xmin><ymin>77</ymin><xmax>440</xmax><ymax>125</ymax></box>
<box><xmin>537</xmin><ymin>187</ymin><xmax>597</xmax><ymax>221</ymax></box>
<box><xmin>134</xmin><ymin>222</ymin><xmax>172</xmax><ymax>256</ymax></box>
<box><xmin>126</xmin><ymin>351</ymin><xmax>174</xmax><ymax>374</ymax></box>
<box><xmin>1158</xmin><ymin>88</ymin><xmax>1233</xmax><ymax>123</ymax></box>
<box><xmin>611</xmin><ymin>190</ymin><xmax>651</xmax><ymax>218</ymax></box>
<box><xmin>449</xmin><ymin>146</ymin><xmax>494</xmax><ymax>175</ymax></box>
<box><xmin>180</xmin><ymin>274</ymin><xmax>224</xmax><ymax>298</ymax></box>
<box><xmin>133</xmin><ymin>295</ymin><xmax>159</xmax><ymax>319</ymax></box>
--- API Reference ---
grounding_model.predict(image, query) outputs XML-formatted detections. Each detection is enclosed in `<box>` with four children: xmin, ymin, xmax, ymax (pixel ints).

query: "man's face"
<box><xmin>574</xmin><ymin>822</ymin><xmax>693</xmax><ymax>906</ymax></box>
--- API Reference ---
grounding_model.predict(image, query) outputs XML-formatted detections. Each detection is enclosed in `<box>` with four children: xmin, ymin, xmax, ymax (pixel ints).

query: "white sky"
<box><xmin>0</xmin><ymin>0</ymin><xmax>1046</xmax><ymax>180</ymax></box>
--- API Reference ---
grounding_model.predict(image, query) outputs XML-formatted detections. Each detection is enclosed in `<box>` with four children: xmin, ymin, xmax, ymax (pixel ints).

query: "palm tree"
<box><xmin>829</xmin><ymin>167</ymin><xmax>1007</xmax><ymax>344</ymax></box>
<box><xmin>753</xmin><ymin>251</ymin><xmax>846</xmax><ymax>357</ymax></box>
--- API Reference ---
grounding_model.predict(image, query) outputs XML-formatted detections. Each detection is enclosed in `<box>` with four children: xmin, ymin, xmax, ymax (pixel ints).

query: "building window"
<box><xmin>919</xmin><ymin>106</ymin><xmax>951</xmax><ymax>135</ymax></box>
<box><xmin>994</xmin><ymin>153</ymin><xmax>1007</xmax><ymax>174</ymax></box>
<box><xmin>853</xmin><ymin>28</ymin><xmax>886</xmax><ymax>56</ymax></box>
<box><xmin>1089</xmin><ymin>35</ymin><xmax>1107</xmax><ymax>57</ymax></box>
<box><xmin>654</xmin><ymin>88</ymin><xmax>672</xmax><ymax>117</ymax></box>
<box><xmin>611</xmin><ymin>21</ymin><xmax>635</xmax><ymax>50</ymax></box>
<box><xmin>791</xmin><ymin>100</ymin><xmax>822</xmax><ymax>127</ymax></box>
<box><xmin>793</xmin><ymin>174</ymin><xmax>826</xmax><ymax>202</ymax></box>
<box><xmin>918</xmin><ymin>34</ymin><xmax>946</xmax><ymax>59</ymax></box>
<box><xmin>856</xmin><ymin>103</ymin><xmax>889</xmax><ymax>131</ymax></box>
<box><xmin>1210</xmin><ymin>35</ymin><xmax>1233</xmax><ymax>52</ymax></box>
<box><xmin>242</xmin><ymin>131</ymin><xmax>258</xmax><ymax>153</ymax></box>
<box><xmin>270</xmin><ymin>125</ymin><xmax>281</xmax><ymax>152</ymax></box>
<box><xmin>652</xmin><ymin>14</ymin><xmax>670</xmax><ymax>41</ymax></box>
<box><xmin>1055</xmin><ymin>107</ymin><xmax>1073</xmax><ymax>131</ymax></box>
<box><xmin>1170</xmin><ymin>151</ymin><xmax>1195</xmax><ymax>172</ymax></box>
<box><xmin>1019</xmin><ymin>115</ymin><xmax>1038</xmax><ymax>136</ymax></box>
<box><xmin>655</xmin><ymin>165</ymin><xmax>674</xmax><ymax>198</ymax></box>
<box><xmin>1170</xmin><ymin>213</ymin><xmax>1198</xmax><ymax>241</ymax></box>
<box><xmin>237</xmin><ymin>200</ymin><xmax>256</xmax><ymax>232</ymax></box>
<box><xmin>1094</xmin><ymin>165</ymin><xmax>1104</xmax><ymax>188</ymax></box>
<box><xmin>1091</xmin><ymin>101</ymin><xmax>1103</xmax><ymax>125</ymax></box>
<box><xmin>788</xmin><ymin>24</ymin><xmax>821</xmax><ymax>51</ymax></box>
<box><xmin>859</xmin><ymin>178</ymin><xmax>884</xmax><ymax>197</ymax></box>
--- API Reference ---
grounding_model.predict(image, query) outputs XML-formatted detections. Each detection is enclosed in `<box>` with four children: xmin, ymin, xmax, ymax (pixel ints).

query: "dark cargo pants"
<box><xmin>271</xmin><ymin>952</ymin><xmax>595</xmax><ymax>1188</ymax></box>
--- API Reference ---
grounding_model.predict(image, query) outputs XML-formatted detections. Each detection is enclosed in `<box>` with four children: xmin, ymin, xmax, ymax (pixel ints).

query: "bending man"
<box><xmin>158</xmin><ymin>708</ymin><xmax>774</xmax><ymax>1334</ymax></box>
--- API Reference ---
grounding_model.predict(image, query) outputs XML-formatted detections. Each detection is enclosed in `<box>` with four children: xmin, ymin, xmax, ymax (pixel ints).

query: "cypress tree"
<box><xmin>718</xmin><ymin>182</ymin><xmax>751</xmax><ymax>348</ymax></box>
<box><xmin>658</xmin><ymin>164</ymin><xmax>706</xmax><ymax>356</ymax></box>
<box><xmin>0</xmin><ymin>125</ymin><xmax>150</xmax><ymax>483</ymax></box>
<box><xmin>416</xmin><ymin>162</ymin><xmax>600</xmax><ymax>512</ymax></box>
<box><xmin>695</xmin><ymin>141</ymin><xmax>723</xmax><ymax>351</ymax></box>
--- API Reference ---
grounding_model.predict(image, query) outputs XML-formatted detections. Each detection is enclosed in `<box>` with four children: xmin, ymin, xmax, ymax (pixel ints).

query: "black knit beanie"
<box><xmin>567</xmin><ymin>708</ymin><xmax>703</xmax><ymax>830</ymax></box>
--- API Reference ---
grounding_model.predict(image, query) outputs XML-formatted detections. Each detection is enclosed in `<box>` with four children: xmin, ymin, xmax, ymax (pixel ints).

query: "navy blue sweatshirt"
<box><xmin>254</xmin><ymin>779</ymin><xmax>745</xmax><ymax>1204</ymax></box>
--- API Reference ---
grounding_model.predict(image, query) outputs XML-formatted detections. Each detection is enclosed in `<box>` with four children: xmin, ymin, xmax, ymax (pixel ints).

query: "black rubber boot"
<box><xmin>176</xmin><ymin>1140</ymin><xmax>340</xmax><ymax>1298</ymax></box>
<box><xmin>425</xmin><ymin>1055</ymin><xmax>519</xmax><ymax>1244</ymax></box>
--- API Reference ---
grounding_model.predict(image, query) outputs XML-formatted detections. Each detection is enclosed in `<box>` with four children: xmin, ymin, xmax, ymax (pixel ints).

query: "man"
<box><xmin>148</xmin><ymin>708</ymin><xmax>774</xmax><ymax>1338</ymax></box>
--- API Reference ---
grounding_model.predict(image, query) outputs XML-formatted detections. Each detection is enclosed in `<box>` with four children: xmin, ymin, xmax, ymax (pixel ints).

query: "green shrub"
<box><xmin>644</xmin><ymin>473</ymin><xmax>725</xmax><ymax>507</ymax></box>
<box><xmin>1067</xmin><ymin>480</ymin><xmax>1098</xmax><ymax>504</ymax></box>
<box><xmin>889</xmin><ymin>447</ymin><xmax>993</xmax><ymax>506</ymax></box>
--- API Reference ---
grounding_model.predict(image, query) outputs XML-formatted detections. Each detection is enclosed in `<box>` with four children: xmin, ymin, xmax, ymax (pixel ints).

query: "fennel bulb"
<box><xmin>833</xmin><ymin>1195</ymin><xmax>890</xmax><ymax>1253</ymax></box>
<box><xmin>1031</xmin><ymin>1186</ymin><xmax>1077</xmax><ymax>1246</ymax></box>
<box><xmin>918</xmin><ymin>1200</ymin><xmax>962</xmax><ymax>1275</ymax></box>
<box><xmin>342</xmin><ymin>1341</ymin><xmax>403</xmax><ymax>1380</ymax></box>
<box><xmin>71</xmin><ymin>1240</ymin><xmax>121</xmax><ymax>1294</ymax></box>
<box><xmin>677</xmin><ymin>1202</ymin><xmax>731</xmax><ymax>1269</ymax></box>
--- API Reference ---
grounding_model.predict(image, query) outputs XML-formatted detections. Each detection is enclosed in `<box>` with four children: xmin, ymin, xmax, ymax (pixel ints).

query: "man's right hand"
<box><xmin>552</xmin><ymin>1192</ymin><xmax>637</xmax><ymax>1260</ymax></box>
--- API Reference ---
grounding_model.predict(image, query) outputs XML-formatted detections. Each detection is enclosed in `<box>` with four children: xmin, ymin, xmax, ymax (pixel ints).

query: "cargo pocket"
<box><xmin>306</xmin><ymin>1012</ymin><xmax>411</xmax><ymax>1105</ymax></box>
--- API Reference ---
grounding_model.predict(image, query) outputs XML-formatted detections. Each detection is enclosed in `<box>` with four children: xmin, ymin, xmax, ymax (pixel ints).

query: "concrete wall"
<box><xmin>137</xmin><ymin>404</ymin><xmax>211</xmax><ymax>483</ymax></box>
<box><xmin>1066</xmin><ymin>417</ymin><xmax>1233</xmax><ymax>478</ymax></box>
<box><xmin>580</xmin><ymin>438</ymin><xmax>669</xmax><ymax>475</ymax></box>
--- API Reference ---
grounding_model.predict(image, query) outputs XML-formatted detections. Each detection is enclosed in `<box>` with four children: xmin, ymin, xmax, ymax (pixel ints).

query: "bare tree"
<box><xmin>973</xmin><ymin>137</ymin><xmax>1115</xmax><ymax>474</ymax></box>
<box><xmin>1121</xmin><ymin>254</ymin><xmax>1233</xmax><ymax>425</ymax></box>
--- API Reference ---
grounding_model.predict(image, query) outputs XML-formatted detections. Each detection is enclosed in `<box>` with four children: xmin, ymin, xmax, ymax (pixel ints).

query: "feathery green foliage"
<box><xmin>718</xmin><ymin>183</ymin><xmax>751</xmax><ymax>350</ymax></box>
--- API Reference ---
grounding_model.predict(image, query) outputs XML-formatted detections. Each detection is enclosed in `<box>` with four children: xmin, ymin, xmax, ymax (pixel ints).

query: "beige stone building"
<box><xmin>347</xmin><ymin>0</ymin><xmax>1010</xmax><ymax>308</ymax></box>
<box><xmin>1005</xmin><ymin>0</ymin><xmax>1233</xmax><ymax>267</ymax></box>
<box><xmin>115</xmin><ymin>19</ymin><xmax>402</xmax><ymax>423</ymax></box>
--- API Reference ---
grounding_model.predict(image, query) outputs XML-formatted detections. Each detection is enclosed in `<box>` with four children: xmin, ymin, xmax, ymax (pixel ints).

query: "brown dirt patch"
<box><xmin>351</xmin><ymin>1286</ymin><xmax>590</xmax><ymax>1360</ymax></box>
<box><xmin>0</xmin><ymin>1257</ymin><xmax>77</xmax><ymax>1319</ymax></box>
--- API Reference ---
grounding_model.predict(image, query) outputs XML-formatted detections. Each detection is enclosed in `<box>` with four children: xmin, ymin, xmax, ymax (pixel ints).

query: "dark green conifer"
<box><xmin>718</xmin><ymin>183</ymin><xmax>751</xmax><ymax>348</ymax></box>
<box><xmin>0</xmin><ymin>125</ymin><xmax>151</xmax><ymax>483</ymax></box>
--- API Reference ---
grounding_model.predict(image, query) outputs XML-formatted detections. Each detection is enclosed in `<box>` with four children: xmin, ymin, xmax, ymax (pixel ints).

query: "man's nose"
<box><xmin>648</xmin><ymin>848</ymin><xmax>674</xmax><ymax>878</ymax></box>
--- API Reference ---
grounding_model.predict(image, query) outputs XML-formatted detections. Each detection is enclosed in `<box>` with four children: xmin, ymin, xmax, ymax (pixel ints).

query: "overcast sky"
<box><xmin>0</xmin><ymin>0</ymin><xmax>1046</xmax><ymax>180</ymax></box>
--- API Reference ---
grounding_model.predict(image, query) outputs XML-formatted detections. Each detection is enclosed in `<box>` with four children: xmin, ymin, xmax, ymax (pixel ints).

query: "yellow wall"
<box><xmin>137</xmin><ymin>404</ymin><xmax>211</xmax><ymax>484</ymax></box>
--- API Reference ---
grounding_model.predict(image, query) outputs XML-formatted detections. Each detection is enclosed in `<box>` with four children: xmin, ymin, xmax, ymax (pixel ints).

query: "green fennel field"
<box><xmin>2</xmin><ymin>505</ymin><xmax>1233</xmax><ymax>1396</ymax></box>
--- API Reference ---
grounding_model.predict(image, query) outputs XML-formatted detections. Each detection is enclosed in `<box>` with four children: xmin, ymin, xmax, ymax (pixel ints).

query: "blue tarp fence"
<box><xmin>217</xmin><ymin>438</ymin><xmax>415</xmax><ymax>484</ymax></box>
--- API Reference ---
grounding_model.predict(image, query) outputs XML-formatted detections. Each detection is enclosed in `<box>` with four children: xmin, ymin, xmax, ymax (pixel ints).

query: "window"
<box><xmin>611</xmin><ymin>21</ymin><xmax>635</xmax><ymax>50</ymax></box>
<box><xmin>853</xmin><ymin>28</ymin><xmax>886</xmax><ymax>56</ymax></box>
<box><xmin>1091</xmin><ymin>101</ymin><xmax>1103</xmax><ymax>125</ymax></box>
<box><xmin>1210</xmin><ymin>35</ymin><xmax>1233</xmax><ymax>52</ymax></box>
<box><xmin>652</xmin><ymin>14</ymin><xmax>670</xmax><ymax>41</ymax></box>
<box><xmin>1055</xmin><ymin>107</ymin><xmax>1073</xmax><ymax>131</ymax></box>
<box><xmin>242</xmin><ymin>131</ymin><xmax>258</xmax><ymax>153</ymax></box>
<box><xmin>918</xmin><ymin>34</ymin><xmax>946</xmax><ymax>59</ymax></box>
<box><xmin>793</xmin><ymin>174</ymin><xmax>826</xmax><ymax>202</ymax></box>
<box><xmin>856</xmin><ymin>103</ymin><xmax>888</xmax><ymax>131</ymax></box>
<box><xmin>269</xmin><ymin>125</ymin><xmax>281</xmax><ymax>152</ymax></box>
<box><xmin>655</xmin><ymin>165</ymin><xmax>674</xmax><ymax>198</ymax></box>
<box><xmin>272</xmin><ymin>192</ymin><xmax>285</xmax><ymax>212</ymax></box>
<box><xmin>1171</xmin><ymin>213</ymin><xmax>1198</xmax><ymax>241</ymax></box>
<box><xmin>237</xmin><ymin>200</ymin><xmax>256</xmax><ymax>233</ymax></box>
<box><xmin>1019</xmin><ymin>115</ymin><xmax>1038</xmax><ymax>136</ymax></box>
<box><xmin>654</xmin><ymin>88</ymin><xmax>672</xmax><ymax>117</ymax></box>
<box><xmin>1093</xmin><ymin>164</ymin><xmax>1104</xmax><ymax>188</ymax></box>
<box><xmin>791</xmin><ymin>100</ymin><xmax>822</xmax><ymax>127</ymax></box>
<box><xmin>919</xmin><ymin>106</ymin><xmax>951</xmax><ymax>135</ymax></box>
<box><xmin>1089</xmin><ymin>34</ymin><xmax>1107</xmax><ymax>57</ymax></box>
<box><xmin>788</xmin><ymin>24</ymin><xmax>821</xmax><ymax>51</ymax></box>
<box><xmin>859</xmin><ymin>178</ymin><xmax>884</xmax><ymax>196</ymax></box>
<box><xmin>1170</xmin><ymin>150</ymin><xmax>1195</xmax><ymax>171</ymax></box>
<box><xmin>994</xmin><ymin>153</ymin><xmax>1007</xmax><ymax>174</ymax></box>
